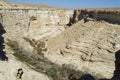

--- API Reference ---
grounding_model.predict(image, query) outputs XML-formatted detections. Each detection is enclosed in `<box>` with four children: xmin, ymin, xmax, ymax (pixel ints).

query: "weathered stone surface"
<box><xmin>46</xmin><ymin>21</ymin><xmax>120</xmax><ymax>79</ymax></box>
<box><xmin>0</xmin><ymin>54</ymin><xmax>49</xmax><ymax>80</ymax></box>
<box><xmin>0</xmin><ymin>1</ymin><xmax>120</xmax><ymax>80</ymax></box>
<box><xmin>0</xmin><ymin>8</ymin><xmax>73</xmax><ymax>53</ymax></box>
<box><xmin>67</xmin><ymin>9</ymin><xmax>120</xmax><ymax>26</ymax></box>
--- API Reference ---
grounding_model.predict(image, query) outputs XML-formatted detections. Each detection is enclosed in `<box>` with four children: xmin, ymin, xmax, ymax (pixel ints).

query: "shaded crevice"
<box><xmin>67</xmin><ymin>10</ymin><xmax>120</xmax><ymax>27</ymax></box>
<box><xmin>67</xmin><ymin>10</ymin><xmax>78</xmax><ymax>26</ymax></box>
<box><xmin>0</xmin><ymin>23</ymin><xmax>8</xmax><ymax>61</ymax></box>
<box><xmin>67</xmin><ymin>10</ymin><xmax>87</xmax><ymax>26</ymax></box>
<box><xmin>111</xmin><ymin>50</ymin><xmax>120</xmax><ymax>80</ymax></box>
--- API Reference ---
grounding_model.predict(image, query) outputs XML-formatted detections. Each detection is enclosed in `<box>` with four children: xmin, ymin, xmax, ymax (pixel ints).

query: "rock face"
<box><xmin>46</xmin><ymin>21</ymin><xmax>120</xmax><ymax>78</ymax></box>
<box><xmin>67</xmin><ymin>9</ymin><xmax>120</xmax><ymax>26</ymax></box>
<box><xmin>0</xmin><ymin>1</ymin><xmax>120</xmax><ymax>80</ymax></box>
<box><xmin>2</xmin><ymin>9</ymin><xmax>73</xmax><ymax>38</ymax></box>
<box><xmin>0</xmin><ymin>8</ymin><xmax>73</xmax><ymax>53</ymax></box>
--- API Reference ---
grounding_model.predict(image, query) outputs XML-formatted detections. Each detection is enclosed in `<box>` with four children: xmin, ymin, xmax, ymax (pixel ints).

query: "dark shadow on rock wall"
<box><xmin>0</xmin><ymin>23</ymin><xmax>8</xmax><ymax>61</ymax></box>
<box><xmin>68</xmin><ymin>74</ymin><xmax>95</xmax><ymax>80</ymax></box>
<box><xmin>78</xmin><ymin>74</ymin><xmax>95</xmax><ymax>80</ymax></box>
<box><xmin>67</xmin><ymin>10</ymin><xmax>88</xmax><ymax>26</ymax></box>
<box><xmin>97</xmin><ymin>50</ymin><xmax>120</xmax><ymax>80</ymax></box>
<box><xmin>111</xmin><ymin>50</ymin><xmax>120</xmax><ymax>80</ymax></box>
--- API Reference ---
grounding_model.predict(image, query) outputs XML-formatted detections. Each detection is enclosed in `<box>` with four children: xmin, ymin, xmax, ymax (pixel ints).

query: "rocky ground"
<box><xmin>0</xmin><ymin>54</ymin><xmax>49</xmax><ymax>80</ymax></box>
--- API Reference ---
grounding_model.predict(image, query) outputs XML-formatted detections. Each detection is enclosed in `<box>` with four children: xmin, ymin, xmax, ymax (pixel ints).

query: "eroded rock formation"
<box><xmin>46</xmin><ymin>21</ymin><xmax>120</xmax><ymax>79</ymax></box>
<box><xmin>0</xmin><ymin>1</ymin><xmax>120</xmax><ymax>80</ymax></box>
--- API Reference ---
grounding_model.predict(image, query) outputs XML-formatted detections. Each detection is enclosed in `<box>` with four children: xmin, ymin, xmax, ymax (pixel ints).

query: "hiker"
<box><xmin>16</xmin><ymin>68</ymin><xmax>24</xmax><ymax>79</ymax></box>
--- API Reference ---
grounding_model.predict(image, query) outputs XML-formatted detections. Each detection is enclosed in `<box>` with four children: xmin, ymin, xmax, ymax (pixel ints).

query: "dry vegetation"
<box><xmin>6</xmin><ymin>39</ymin><xmax>88</xmax><ymax>80</ymax></box>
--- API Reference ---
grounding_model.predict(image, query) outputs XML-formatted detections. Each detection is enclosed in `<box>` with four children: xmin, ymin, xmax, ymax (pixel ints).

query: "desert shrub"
<box><xmin>6</xmin><ymin>39</ymin><xmax>19</xmax><ymax>51</ymax></box>
<box><xmin>6</xmin><ymin>39</ymin><xmax>38</xmax><ymax>65</ymax></box>
<box><xmin>23</xmin><ymin>37</ymin><xmax>47</xmax><ymax>54</ymax></box>
<box><xmin>46</xmin><ymin>66</ymin><xmax>58</xmax><ymax>78</ymax></box>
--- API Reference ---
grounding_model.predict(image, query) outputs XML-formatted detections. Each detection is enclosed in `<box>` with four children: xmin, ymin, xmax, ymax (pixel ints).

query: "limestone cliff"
<box><xmin>67</xmin><ymin>9</ymin><xmax>120</xmax><ymax>26</ymax></box>
<box><xmin>0</xmin><ymin>7</ymin><xmax>73</xmax><ymax>53</ymax></box>
<box><xmin>0</xmin><ymin>1</ymin><xmax>120</xmax><ymax>80</ymax></box>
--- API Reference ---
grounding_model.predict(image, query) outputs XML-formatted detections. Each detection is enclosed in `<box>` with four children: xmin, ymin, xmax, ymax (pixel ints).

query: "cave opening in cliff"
<box><xmin>0</xmin><ymin>23</ymin><xmax>8</xmax><ymax>61</ymax></box>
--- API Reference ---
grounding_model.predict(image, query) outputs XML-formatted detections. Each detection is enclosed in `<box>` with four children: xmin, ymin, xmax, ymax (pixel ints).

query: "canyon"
<box><xmin>0</xmin><ymin>1</ymin><xmax>120</xmax><ymax>80</ymax></box>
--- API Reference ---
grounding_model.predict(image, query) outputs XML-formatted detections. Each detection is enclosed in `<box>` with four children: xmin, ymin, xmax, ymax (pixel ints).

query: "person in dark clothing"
<box><xmin>16</xmin><ymin>68</ymin><xmax>24</xmax><ymax>79</ymax></box>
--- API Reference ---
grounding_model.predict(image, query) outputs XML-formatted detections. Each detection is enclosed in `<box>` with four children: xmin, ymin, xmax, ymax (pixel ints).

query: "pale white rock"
<box><xmin>0</xmin><ymin>54</ymin><xmax>49</xmax><ymax>80</ymax></box>
<box><xmin>45</xmin><ymin>21</ymin><xmax>120</xmax><ymax>79</ymax></box>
